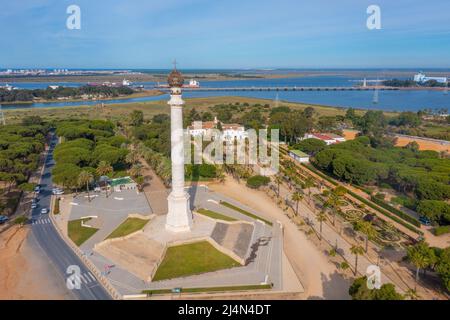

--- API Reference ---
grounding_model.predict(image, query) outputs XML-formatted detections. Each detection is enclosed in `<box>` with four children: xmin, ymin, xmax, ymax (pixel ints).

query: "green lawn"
<box><xmin>142</xmin><ymin>284</ymin><xmax>272</xmax><ymax>295</ymax></box>
<box><xmin>197</xmin><ymin>208</ymin><xmax>237</xmax><ymax>222</ymax></box>
<box><xmin>153</xmin><ymin>241</ymin><xmax>241</xmax><ymax>281</ymax></box>
<box><xmin>219</xmin><ymin>201</ymin><xmax>273</xmax><ymax>226</ymax></box>
<box><xmin>106</xmin><ymin>217</ymin><xmax>149</xmax><ymax>239</ymax></box>
<box><xmin>68</xmin><ymin>218</ymin><xmax>99</xmax><ymax>246</ymax></box>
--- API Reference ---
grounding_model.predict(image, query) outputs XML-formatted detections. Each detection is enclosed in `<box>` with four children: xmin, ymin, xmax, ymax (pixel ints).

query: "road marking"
<box><xmin>83</xmin><ymin>273</ymin><xmax>92</xmax><ymax>283</ymax></box>
<box><xmin>113</xmin><ymin>197</ymin><xmax>124</xmax><ymax>200</ymax></box>
<box><xmin>80</xmin><ymin>274</ymin><xmax>88</xmax><ymax>284</ymax></box>
<box><xmin>70</xmin><ymin>202</ymin><xmax>79</xmax><ymax>206</ymax></box>
<box><xmin>88</xmin><ymin>272</ymin><xmax>96</xmax><ymax>281</ymax></box>
<box><xmin>36</xmin><ymin>218</ymin><xmax>50</xmax><ymax>225</ymax></box>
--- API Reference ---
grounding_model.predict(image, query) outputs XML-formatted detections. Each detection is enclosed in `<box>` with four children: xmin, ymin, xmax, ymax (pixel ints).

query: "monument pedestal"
<box><xmin>165</xmin><ymin>191</ymin><xmax>193</xmax><ymax>232</ymax></box>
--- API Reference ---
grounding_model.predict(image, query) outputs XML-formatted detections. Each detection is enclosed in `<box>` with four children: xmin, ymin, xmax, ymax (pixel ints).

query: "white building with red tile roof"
<box><xmin>188</xmin><ymin>117</ymin><xmax>247</xmax><ymax>141</ymax></box>
<box><xmin>303</xmin><ymin>133</ymin><xmax>346</xmax><ymax>145</ymax></box>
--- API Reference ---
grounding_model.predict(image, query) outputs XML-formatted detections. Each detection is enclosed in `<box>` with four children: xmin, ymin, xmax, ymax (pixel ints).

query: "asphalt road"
<box><xmin>30</xmin><ymin>132</ymin><xmax>111</xmax><ymax>300</ymax></box>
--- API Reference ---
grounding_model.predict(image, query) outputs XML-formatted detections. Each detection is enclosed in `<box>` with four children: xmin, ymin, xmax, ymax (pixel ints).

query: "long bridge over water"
<box><xmin>155</xmin><ymin>86</ymin><xmax>399</xmax><ymax>92</ymax></box>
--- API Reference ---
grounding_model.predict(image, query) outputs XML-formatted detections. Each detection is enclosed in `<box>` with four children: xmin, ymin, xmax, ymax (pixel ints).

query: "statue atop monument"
<box><xmin>168</xmin><ymin>59</ymin><xmax>184</xmax><ymax>88</ymax></box>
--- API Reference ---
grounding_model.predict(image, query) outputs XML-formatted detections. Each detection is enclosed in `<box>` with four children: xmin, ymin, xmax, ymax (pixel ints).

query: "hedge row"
<box><xmin>303</xmin><ymin>164</ymin><xmax>423</xmax><ymax>236</ymax></box>
<box><xmin>303</xmin><ymin>164</ymin><xmax>338</xmax><ymax>186</ymax></box>
<box><xmin>370</xmin><ymin>195</ymin><xmax>421</xmax><ymax>228</ymax></box>
<box><xmin>347</xmin><ymin>189</ymin><xmax>422</xmax><ymax>235</ymax></box>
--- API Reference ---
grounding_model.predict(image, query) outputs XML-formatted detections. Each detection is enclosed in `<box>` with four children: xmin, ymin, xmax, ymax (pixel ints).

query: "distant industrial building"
<box><xmin>414</xmin><ymin>72</ymin><xmax>448</xmax><ymax>84</ymax></box>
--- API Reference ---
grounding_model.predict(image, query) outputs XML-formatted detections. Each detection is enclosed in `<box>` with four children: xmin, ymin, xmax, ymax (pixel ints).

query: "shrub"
<box><xmin>198</xmin><ymin>164</ymin><xmax>217</xmax><ymax>178</ymax></box>
<box><xmin>434</xmin><ymin>226</ymin><xmax>450</xmax><ymax>236</ymax></box>
<box><xmin>246</xmin><ymin>175</ymin><xmax>270</xmax><ymax>189</ymax></box>
<box><xmin>18</xmin><ymin>183</ymin><xmax>37</xmax><ymax>192</ymax></box>
<box><xmin>349</xmin><ymin>276</ymin><xmax>404</xmax><ymax>300</ymax></box>
<box><xmin>374</xmin><ymin>192</ymin><xmax>386</xmax><ymax>200</ymax></box>
<box><xmin>53</xmin><ymin>197</ymin><xmax>60</xmax><ymax>215</ymax></box>
<box><xmin>392</xmin><ymin>195</ymin><xmax>417</xmax><ymax>209</ymax></box>
<box><xmin>14</xmin><ymin>216</ymin><xmax>28</xmax><ymax>225</ymax></box>
<box><xmin>417</xmin><ymin>200</ymin><xmax>450</xmax><ymax>225</ymax></box>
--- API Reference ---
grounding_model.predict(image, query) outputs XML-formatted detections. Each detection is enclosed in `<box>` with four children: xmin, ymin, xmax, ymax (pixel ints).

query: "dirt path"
<box><xmin>0</xmin><ymin>225</ymin><xmax>74</xmax><ymax>300</ymax></box>
<box><xmin>208</xmin><ymin>177</ymin><xmax>350</xmax><ymax>300</ymax></box>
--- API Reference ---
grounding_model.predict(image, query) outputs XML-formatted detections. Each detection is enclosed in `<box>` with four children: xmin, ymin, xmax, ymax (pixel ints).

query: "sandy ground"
<box><xmin>395</xmin><ymin>136</ymin><xmax>450</xmax><ymax>153</ymax></box>
<box><xmin>0</xmin><ymin>225</ymin><xmax>74</xmax><ymax>300</ymax></box>
<box><xmin>208</xmin><ymin>178</ymin><xmax>350</xmax><ymax>300</ymax></box>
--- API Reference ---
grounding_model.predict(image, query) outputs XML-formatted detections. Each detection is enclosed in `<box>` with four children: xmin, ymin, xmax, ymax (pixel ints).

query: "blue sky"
<box><xmin>1</xmin><ymin>0</ymin><xmax>450</xmax><ymax>69</ymax></box>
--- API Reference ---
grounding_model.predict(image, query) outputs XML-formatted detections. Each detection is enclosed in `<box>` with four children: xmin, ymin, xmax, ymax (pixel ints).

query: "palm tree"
<box><xmin>324</xmin><ymin>195</ymin><xmax>339</xmax><ymax>226</ymax></box>
<box><xmin>356</xmin><ymin>220</ymin><xmax>378</xmax><ymax>252</ymax></box>
<box><xmin>96</xmin><ymin>161</ymin><xmax>113</xmax><ymax>177</ymax></box>
<box><xmin>406</xmin><ymin>241</ymin><xmax>436</xmax><ymax>290</ymax></box>
<box><xmin>216</xmin><ymin>165</ymin><xmax>226</xmax><ymax>183</ymax></box>
<box><xmin>274</xmin><ymin>175</ymin><xmax>283</xmax><ymax>197</ymax></box>
<box><xmin>404</xmin><ymin>288</ymin><xmax>420</xmax><ymax>300</ymax></box>
<box><xmin>350</xmin><ymin>244</ymin><xmax>365</xmax><ymax>275</ymax></box>
<box><xmin>125</xmin><ymin>150</ymin><xmax>140</xmax><ymax>165</ymax></box>
<box><xmin>78</xmin><ymin>171</ymin><xmax>94</xmax><ymax>202</ymax></box>
<box><xmin>96</xmin><ymin>161</ymin><xmax>113</xmax><ymax>197</ymax></box>
<box><xmin>303</xmin><ymin>177</ymin><xmax>315</xmax><ymax>205</ymax></box>
<box><xmin>135</xmin><ymin>175</ymin><xmax>145</xmax><ymax>191</ymax></box>
<box><xmin>324</xmin><ymin>186</ymin><xmax>347</xmax><ymax>226</ymax></box>
<box><xmin>7</xmin><ymin>175</ymin><xmax>16</xmax><ymax>192</ymax></box>
<box><xmin>129</xmin><ymin>164</ymin><xmax>143</xmax><ymax>178</ymax></box>
<box><xmin>291</xmin><ymin>191</ymin><xmax>303</xmax><ymax>216</ymax></box>
<box><xmin>316</xmin><ymin>210</ymin><xmax>327</xmax><ymax>241</ymax></box>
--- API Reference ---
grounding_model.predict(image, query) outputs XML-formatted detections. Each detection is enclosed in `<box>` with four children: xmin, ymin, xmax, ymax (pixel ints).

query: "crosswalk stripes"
<box><xmin>31</xmin><ymin>218</ymin><xmax>51</xmax><ymax>225</ymax></box>
<box><xmin>80</xmin><ymin>272</ymin><xmax>97</xmax><ymax>284</ymax></box>
<box><xmin>87</xmin><ymin>272</ymin><xmax>96</xmax><ymax>282</ymax></box>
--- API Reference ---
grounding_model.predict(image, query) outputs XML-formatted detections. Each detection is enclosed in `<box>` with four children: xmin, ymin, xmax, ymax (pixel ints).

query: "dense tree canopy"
<box><xmin>52</xmin><ymin>120</ymin><xmax>129</xmax><ymax>189</ymax></box>
<box><xmin>0</xmin><ymin>124</ymin><xmax>48</xmax><ymax>187</ymax></box>
<box><xmin>0</xmin><ymin>85</ymin><xmax>134</xmax><ymax>102</ymax></box>
<box><xmin>349</xmin><ymin>276</ymin><xmax>403</xmax><ymax>300</ymax></box>
<box><xmin>313</xmin><ymin>136</ymin><xmax>450</xmax><ymax>207</ymax></box>
<box><xmin>416</xmin><ymin>200</ymin><xmax>450</xmax><ymax>225</ymax></box>
<box><xmin>293</xmin><ymin>138</ymin><xmax>327</xmax><ymax>155</ymax></box>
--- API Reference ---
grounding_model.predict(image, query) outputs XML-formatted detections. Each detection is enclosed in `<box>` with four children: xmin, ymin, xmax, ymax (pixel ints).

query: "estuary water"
<box><xmin>1</xmin><ymin>75</ymin><xmax>449</xmax><ymax>112</ymax></box>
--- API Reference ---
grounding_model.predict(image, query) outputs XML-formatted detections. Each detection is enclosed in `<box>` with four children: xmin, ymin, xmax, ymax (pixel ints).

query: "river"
<box><xmin>1</xmin><ymin>75</ymin><xmax>449</xmax><ymax>111</ymax></box>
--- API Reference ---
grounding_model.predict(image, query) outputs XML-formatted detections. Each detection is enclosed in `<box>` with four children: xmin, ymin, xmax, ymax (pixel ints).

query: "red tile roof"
<box><xmin>313</xmin><ymin>133</ymin><xmax>333</xmax><ymax>141</ymax></box>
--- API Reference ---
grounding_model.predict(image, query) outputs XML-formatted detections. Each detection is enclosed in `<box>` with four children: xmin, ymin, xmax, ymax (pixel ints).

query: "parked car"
<box><xmin>52</xmin><ymin>189</ymin><xmax>64</xmax><ymax>195</ymax></box>
<box><xmin>40</xmin><ymin>208</ymin><xmax>48</xmax><ymax>214</ymax></box>
<box><xmin>419</xmin><ymin>216</ymin><xmax>431</xmax><ymax>226</ymax></box>
<box><xmin>0</xmin><ymin>215</ymin><xmax>9</xmax><ymax>224</ymax></box>
<box><xmin>31</xmin><ymin>203</ymin><xmax>37</xmax><ymax>209</ymax></box>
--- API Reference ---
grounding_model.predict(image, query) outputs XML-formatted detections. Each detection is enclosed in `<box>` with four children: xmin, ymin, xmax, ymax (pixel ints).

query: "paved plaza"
<box><xmin>67</xmin><ymin>185</ymin><xmax>300</xmax><ymax>296</ymax></box>
<box><xmin>68</xmin><ymin>189</ymin><xmax>152</xmax><ymax>252</ymax></box>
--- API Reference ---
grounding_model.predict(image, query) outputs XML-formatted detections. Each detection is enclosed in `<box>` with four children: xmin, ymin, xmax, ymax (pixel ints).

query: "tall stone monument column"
<box><xmin>165</xmin><ymin>65</ymin><xmax>193</xmax><ymax>232</ymax></box>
